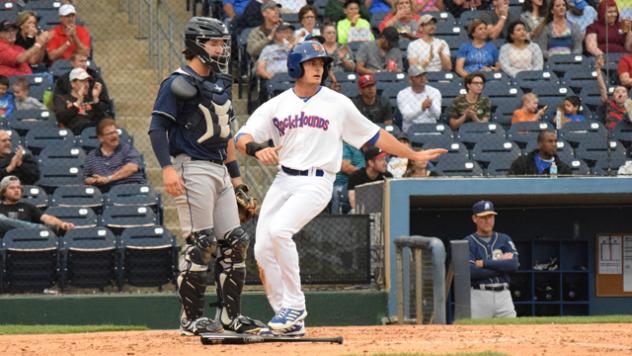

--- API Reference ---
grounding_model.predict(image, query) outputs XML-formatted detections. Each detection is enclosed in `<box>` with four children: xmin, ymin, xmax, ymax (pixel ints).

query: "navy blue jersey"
<box><xmin>150</xmin><ymin>66</ymin><xmax>234</xmax><ymax>161</ymax></box>
<box><xmin>465</xmin><ymin>232</ymin><xmax>519</xmax><ymax>286</ymax></box>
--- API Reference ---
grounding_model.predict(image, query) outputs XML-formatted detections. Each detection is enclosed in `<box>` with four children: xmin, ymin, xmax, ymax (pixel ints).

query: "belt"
<box><xmin>281</xmin><ymin>166</ymin><xmax>324</xmax><ymax>177</ymax></box>
<box><xmin>191</xmin><ymin>157</ymin><xmax>224</xmax><ymax>165</ymax></box>
<box><xmin>474</xmin><ymin>284</ymin><xmax>508</xmax><ymax>291</ymax></box>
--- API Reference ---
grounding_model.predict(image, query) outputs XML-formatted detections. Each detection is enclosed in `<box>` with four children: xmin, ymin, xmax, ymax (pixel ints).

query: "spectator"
<box><xmin>482</xmin><ymin>0</ymin><xmax>519</xmax><ymax>40</ymax></box>
<box><xmin>83</xmin><ymin>119</ymin><xmax>146</xmax><ymax>192</ymax></box>
<box><xmin>337</xmin><ymin>0</ymin><xmax>374</xmax><ymax>44</ymax></box>
<box><xmin>557</xmin><ymin>95</ymin><xmax>585</xmax><ymax>126</ymax></box>
<box><xmin>387</xmin><ymin>133</ymin><xmax>414</xmax><ymax>177</ymax></box>
<box><xmin>0</xmin><ymin>20</ymin><xmax>48</xmax><ymax>77</ymax></box>
<box><xmin>12</xmin><ymin>78</ymin><xmax>47</xmax><ymax>111</ymax></box>
<box><xmin>322</xmin><ymin>22</ymin><xmax>356</xmax><ymax>72</ymax></box>
<box><xmin>53</xmin><ymin>67</ymin><xmax>106</xmax><ymax>135</ymax></box>
<box><xmin>234</xmin><ymin>0</ymin><xmax>266</xmax><ymax>35</ymax></box>
<box><xmin>54</xmin><ymin>50</ymin><xmax>113</xmax><ymax>117</ymax></box>
<box><xmin>365</xmin><ymin>0</ymin><xmax>392</xmax><ymax>15</ymax></box>
<box><xmin>0</xmin><ymin>130</ymin><xmax>39</xmax><ymax>185</ymax></box>
<box><xmin>403</xmin><ymin>153</ymin><xmax>438</xmax><ymax>177</ymax></box>
<box><xmin>445</xmin><ymin>0</ymin><xmax>490</xmax><ymax>18</ymax></box>
<box><xmin>352</xmin><ymin>73</ymin><xmax>394</xmax><ymax>124</ymax></box>
<box><xmin>465</xmin><ymin>200</ymin><xmax>518</xmax><ymax>319</ymax></box>
<box><xmin>294</xmin><ymin>5</ymin><xmax>321</xmax><ymax>42</ymax></box>
<box><xmin>455</xmin><ymin>19</ymin><xmax>500</xmax><ymax>78</ymax></box>
<box><xmin>277</xmin><ymin>0</ymin><xmax>306</xmax><ymax>14</ymax></box>
<box><xmin>598</xmin><ymin>56</ymin><xmax>631</xmax><ymax>129</ymax></box>
<box><xmin>448</xmin><ymin>72</ymin><xmax>491</xmax><ymax>131</ymax></box>
<box><xmin>618</xmin><ymin>52</ymin><xmax>632</xmax><ymax>88</ymax></box>
<box><xmin>499</xmin><ymin>20</ymin><xmax>544</xmax><ymax>77</ymax></box>
<box><xmin>541</xmin><ymin>0</ymin><xmax>583</xmax><ymax>59</ymax></box>
<box><xmin>413</xmin><ymin>0</ymin><xmax>444</xmax><ymax>13</ymax></box>
<box><xmin>585</xmin><ymin>0</ymin><xmax>632</xmax><ymax>57</ymax></box>
<box><xmin>407</xmin><ymin>14</ymin><xmax>452</xmax><ymax>72</ymax></box>
<box><xmin>0</xmin><ymin>176</ymin><xmax>74</xmax><ymax>236</ymax></box>
<box><xmin>223</xmin><ymin>0</ymin><xmax>250</xmax><ymax>22</ymax></box>
<box><xmin>324</xmin><ymin>0</ymin><xmax>371</xmax><ymax>23</ymax></box>
<box><xmin>520</xmin><ymin>0</ymin><xmax>547</xmax><ymax>52</ymax></box>
<box><xmin>508</xmin><ymin>129</ymin><xmax>572</xmax><ymax>175</ymax></box>
<box><xmin>378</xmin><ymin>0</ymin><xmax>420</xmax><ymax>37</ymax></box>
<box><xmin>566</xmin><ymin>0</ymin><xmax>597</xmax><ymax>34</ymax></box>
<box><xmin>397</xmin><ymin>65</ymin><xmax>441</xmax><ymax>133</ymax></box>
<box><xmin>0</xmin><ymin>75</ymin><xmax>14</xmax><ymax>118</ymax></box>
<box><xmin>347</xmin><ymin>146</ymin><xmax>393</xmax><ymax>211</ymax></box>
<box><xmin>46</xmin><ymin>4</ymin><xmax>90</xmax><ymax>62</ymax></box>
<box><xmin>15</xmin><ymin>11</ymin><xmax>51</xmax><ymax>68</ymax></box>
<box><xmin>331</xmin><ymin>142</ymin><xmax>365</xmax><ymax>214</ymax></box>
<box><xmin>246</xmin><ymin>1</ymin><xmax>281</xmax><ymax>59</ymax></box>
<box><xmin>512</xmin><ymin>93</ymin><xmax>548</xmax><ymax>124</ymax></box>
<box><xmin>356</xmin><ymin>26</ymin><xmax>402</xmax><ymax>74</ymax></box>
<box><xmin>256</xmin><ymin>23</ymin><xmax>295</xmax><ymax>80</ymax></box>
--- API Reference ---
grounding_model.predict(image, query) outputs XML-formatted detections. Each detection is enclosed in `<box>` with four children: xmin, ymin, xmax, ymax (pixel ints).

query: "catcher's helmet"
<box><xmin>184</xmin><ymin>17</ymin><xmax>231</xmax><ymax>73</ymax></box>
<box><xmin>287</xmin><ymin>40</ymin><xmax>332</xmax><ymax>81</ymax></box>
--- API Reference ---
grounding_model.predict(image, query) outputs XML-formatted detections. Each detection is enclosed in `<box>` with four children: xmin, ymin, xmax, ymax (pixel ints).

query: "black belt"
<box><xmin>191</xmin><ymin>157</ymin><xmax>224</xmax><ymax>165</ymax></box>
<box><xmin>281</xmin><ymin>166</ymin><xmax>324</xmax><ymax>177</ymax></box>
<box><xmin>474</xmin><ymin>284</ymin><xmax>508</xmax><ymax>291</ymax></box>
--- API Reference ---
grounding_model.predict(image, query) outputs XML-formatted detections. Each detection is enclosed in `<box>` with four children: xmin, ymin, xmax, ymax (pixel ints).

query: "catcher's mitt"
<box><xmin>235</xmin><ymin>184</ymin><xmax>257</xmax><ymax>223</ymax></box>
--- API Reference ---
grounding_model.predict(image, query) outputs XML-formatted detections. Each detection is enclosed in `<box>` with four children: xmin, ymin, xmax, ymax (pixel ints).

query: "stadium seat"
<box><xmin>471</xmin><ymin>137</ymin><xmax>521</xmax><ymax>169</ymax></box>
<box><xmin>379</xmin><ymin>123</ymin><xmax>403</xmax><ymax>137</ymax></box>
<box><xmin>612</xmin><ymin>120</ymin><xmax>632</xmax><ymax>148</ymax></box>
<box><xmin>444</xmin><ymin>32</ymin><xmax>468</xmax><ymax>54</ymax></box>
<box><xmin>431</xmin><ymin>81</ymin><xmax>463</xmax><ymax>100</ymax></box>
<box><xmin>6</xmin><ymin>109</ymin><xmax>57</xmax><ymax>136</ymax></box>
<box><xmin>104</xmin><ymin>184</ymin><xmax>160</xmax><ymax>223</ymax></box>
<box><xmin>38</xmin><ymin>143</ymin><xmax>86</xmax><ymax>167</ymax></box>
<box><xmin>536</xmin><ymin>96</ymin><xmax>564</xmax><ymax>122</ymax></box>
<box><xmin>24</xmin><ymin>127</ymin><xmax>75</xmax><ymax>155</ymax></box>
<box><xmin>458</xmin><ymin>10</ymin><xmax>489</xmax><ymax>29</ymax></box>
<box><xmin>479</xmin><ymin>71</ymin><xmax>510</xmax><ymax>84</ymax></box>
<box><xmin>486</xmin><ymin>154</ymin><xmax>516</xmax><ymax>176</ymax></box>
<box><xmin>380</xmin><ymin>81</ymin><xmax>409</xmax><ymax>107</ymax></box>
<box><xmin>37</xmin><ymin>165</ymin><xmax>84</xmax><ymax>193</ymax></box>
<box><xmin>44</xmin><ymin>206</ymin><xmax>98</xmax><ymax>228</ymax></box>
<box><xmin>568</xmin><ymin>159</ymin><xmax>590</xmax><ymax>175</ymax></box>
<box><xmin>483</xmin><ymin>82</ymin><xmax>522</xmax><ymax>99</ymax></box>
<box><xmin>21</xmin><ymin>185</ymin><xmax>49</xmax><ymax>209</ymax></box>
<box><xmin>507</xmin><ymin>121</ymin><xmax>553</xmax><ymax>148</ymax></box>
<box><xmin>331</xmin><ymin>71</ymin><xmax>358</xmax><ymax>84</ymax></box>
<box><xmin>524</xmin><ymin>140</ymin><xmax>575</xmax><ymax>164</ymax></box>
<box><xmin>579</xmin><ymin>86</ymin><xmax>607</xmax><ymax>113</ymax></box>
<box><xmin>119</xmin><ymin>226</ymin><xmax>177</xmax><ymax>287</ymax></box>
<box><xmin>1</xmin><ymin>228</ymin><xmax>58</xmax><ymax>293</ymax></box>
<box><xmin>559</xmin><ymin>121</ymin><xmax>608</xmax><ymax>148</ymax></box>
<box><xmin>8</xmin><ymin>74</ymin><xmax>53</xmax><ymax>101</ymax></box>
<box><xmin>525</xmin><ymin>83</ymin><xmax>571</xmax><ymax>99</ymax></box>
<box><xmin>562</xmin><ymin>68</ymin><xmax>599</xmax><ymax>95</ymax></box>
<box><xmin>50</xmin><ymin>185</ymin><xmax>104</xmax><ymax>211</ymax></box>
<box><xmin>23</xmin><ymin>0</ymin><xmax>62</xmax><ymax>10</ymax></box>
<box><xmin>374</xmin><ymin>71</ymin><xmax>406</xmax><ymax>83</ymax></box>
<box><xmin>434</xmin><ymin>156</ymin><xmax>484</xmax><ymax>177</ymax></box>
<box><xmin>547</xmin><ymin>54</ymin><xmax>595</xmax><ymax>78</ymax></box>
<box><xmin>457</xmin><ymin>122</ymin><xmax>506</xmax><ymax>148</ymax></box>
<box><xmin>490</xmin><ymin>97</ymin><xmax>521</xmax><ymax>128</ymax></box>
<box><xmin>58</xmin><ymin>227</ymin><xmax>119</xmax><ymax>290</ymax></box>
<box><xmin>426</xmin><ymin>141</ymin><xmax>469</xmax><ymax>163</ymax></box>
<box><xmin>514</xmin><ymin>70</ymin><xmax>560</xmax><ymax>93</ymax></box>
<box><xmin>426</xmin><ymin>71</ymin><xmax>458</xmax><ymax>83</ymax></box>
<box><xmin>408</xmin><ymin>123</ymin><xmax>452</xmax><ymax>147</ymax></box>
<box><xmin>424</xmin><ymin>11</ymin><xmax>456</xmax><ymax>25</ymax></box>
<box><xmin>576</xmin><ymin>138</ymin><xmax>626</xmax><ymax>167</ymax></box>
<box><xmin>0</xmin><ymin>8</ymin><xmax>16</xmax><ymax>23</ymax></box>
<box><xmin>77</xmin><ymin>126</ymin><xmax>132</xmax><ymax>151</ymax></box>
<box><xmin>101</xmin><ymin>205</ymin><xmax>157</xmax><ymax>235</ymax></box>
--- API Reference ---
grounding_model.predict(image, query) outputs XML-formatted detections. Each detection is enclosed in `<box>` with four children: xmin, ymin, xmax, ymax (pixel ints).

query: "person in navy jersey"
<box><xmin>465</xmin><ymin>200</ymin><xmax>519</xmax><ymax>319</ymax></box>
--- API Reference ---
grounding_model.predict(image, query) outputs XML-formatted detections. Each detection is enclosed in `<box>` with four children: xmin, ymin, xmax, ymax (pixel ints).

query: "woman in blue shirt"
<box><xmin>455</xmin><ymin>19</ymin><xmax>500</xmax><ymax>77</ymax></box>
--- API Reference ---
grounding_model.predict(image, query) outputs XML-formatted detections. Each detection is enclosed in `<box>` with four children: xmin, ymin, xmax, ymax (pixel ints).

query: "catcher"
<box><xmin>149</xmin><ymin>17</ymin><xmax>264</xmax><ymax>335</ymax></box>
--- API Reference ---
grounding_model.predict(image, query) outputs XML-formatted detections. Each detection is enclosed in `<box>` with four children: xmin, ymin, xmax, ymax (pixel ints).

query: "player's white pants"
<box><xmin>254</xmin><ymin>170</ymin><xmax>334</xmax><ymax>313</ymax></box>
<box><xmin>470</xmin><ymin>288</ymin><xmax>516</xmax><ymax>319</ymax></box>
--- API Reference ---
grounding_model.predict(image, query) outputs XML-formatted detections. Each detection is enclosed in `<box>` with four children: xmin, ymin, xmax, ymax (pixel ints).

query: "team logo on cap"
<box><xmin>312</xmin><ymin>42</ymin><xmax>323</xmax><ymax>53</ymax></box>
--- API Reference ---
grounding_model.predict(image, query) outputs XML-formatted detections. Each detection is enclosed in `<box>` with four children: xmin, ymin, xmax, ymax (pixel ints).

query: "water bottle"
<box><xmin>550</xmin><ymin>161</ymin><xmax>558</xmax><ymax>177</ymax></box>
<box><xmin>555</xmin><ymin>109</ymin><xmax>562</xmax><ymax>129</ymax></box>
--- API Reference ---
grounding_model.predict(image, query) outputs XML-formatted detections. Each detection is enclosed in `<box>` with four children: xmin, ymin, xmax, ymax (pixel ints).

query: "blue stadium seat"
<box><xmin>44</xmin><ymin>206</ymin><xmax>98</xmax><ymax>228</ymax></box>
<box><xmin>431</xmin><ymin>81</ymin><xmax>464</xmax><ymax>100</ymax></box>
<box><xmin>379</xmin><ymin>123</ymin><xmax>403</xmax><ymax>137</ymax></box>
<box><xmin>6</xmin><ymin>109</ymin><xmax>57</xmax><ymax>136</ymax></box>
<box><xmin>458</xmin><ymin>122</ymin><xmax>506</xmax><ymax>148</ymax></box>
<box><xmin>426</xmin><ymin>71</ymin><xmax>458</xmax><ymax>83</ymax></box>
<box><xmin>486</xmin><ymin>154</ymin><xmax>516</xmax><ymax>176</ymax></box>
<box><xmin>331</xmin><ymin>71</ymin><xmax>359</xmax><ymax>84</ymax></box>
<box><xmin>547</xmin><ymin>54</ymin><xmax>594</xmax><ymax>78</ymax></box>
<box><xmin>21</xmin><ymin>185</ymin><xmax>49</xmax><ymax>209</ymax></box>
<box><xmin>50</xmin><ymin>58</ymin><xmax>99</xmax><ymax>79</ymax></box>
<box><xmin>426</xmin><ymin>142</ymin><xmax>469</xmax><ymax>163</ymax></box>
<box><xmin>374</xmin><ymin>71</ymin><xmax>406</xmax><ymax>83</ymax></box>
<box><xmin>24</xmin><ymin>127</ymin><xmax>75</xmax><ymax>155</ymax></box>
<box><xmin>444</xmin><ymin>32</ymin><xmax>468</xmax><ymax>54</ymax></box>
<box><xmin>434</xmin><ymin>156</ymin><xmax>484</xmax><ymax>177</ymax></box>
<box><xmin>120</xmin><ymin>226</ymin><xmax>177</xmax><ymax>287</ymax></box>
<box><xmin>37</xmin><ymin>165</ymin><xmax>84</xmax><ymax>193</ymax></box>
<box><xmin>23</xmin><ymin>0</ymin><xmax>62</xmax><ymax>10</ymax></box>
<box><xmin>346</xmin><ymin>41</ymin><xmax>363</xmax><ymax>55</ymax></box>
<box><xmin>9</xmin><ymin>74</ymin><xmax>52</xmax><ymax>101</ymax></box>
<box><xmin>408</xmin><ymin>123</ymin><xmax>452</xmax><ymax>147</ymax></box>
<box><xmin>514</xmin><ymin>70</ymin><xmax>560</xmax><ymax>92</ymax></box>
<box><xmin>507</xmin><ymin>121</ymin><xmax>553</xmax><ymax>148</ymax></box>
<box><xmin>101</xmin><ymin>205</ymin><xmax>157</xmax><ymax>235</ymax></box>
<box><xmin>458</xmin><ymin>10</ymin><xmax>489</xmax><ymax>29</ymax></box>
<box><xmin>524</xmin><ymin>83</ymin><xmax>571</xmax><ymax>99</ymax></box>
<box><xmin>281</xmin><ymin>12</ymin><xmax>299</xmax><ymax>25</ymax></box>
<box><xmin>50</xmin><ymin>185</ymin><xmax>104</xmax><ymax>211</ymax></box>
<box><xmin>425</xmin><ymin>11</ymin><xmax>456</xmax><ymax>25</ymax></box>
<box><xmin>575</xmin><ymin>138</ymin><xmax>626</xmax><ymax>167</ymax></box>
<box><xmin>435</xmin><ymin>20</ymin><xmax>464</xmax><ymax>36</ymax></box>
<box><xmin>380</xmin><ymin>81</ymin><xmax>409</xmax><ymax>107</ymax></box>
<box><xmin>38</xmin><ymin>143</ymin><xmax>86</xmax><ymax>167</ymax></box>
<box><xmin>0</xmin><ymin>9</ymin><xmax>16</xmax><ymax>23</ymax></box>
<box><xmin>1</xmin><ymin>228</ymin><xmax>58</xmax><ymax>293</ymax></box>
<box><xmin>471</xmin><ymin>137</ymin><xmax>521</xmax><ymax>169</ymax></box>
<box><xmin>524</xmin><ymin>140</ymin><xmax>575</xmax><ymax>164</ymax></box>
<box><xmin>105</xmin><ymin>183</ymin><xmax>160</xmax><ymax>210</ymax></box>
<box><xmin>77</xmin><ymin>126</ymin><xmax>132</xmax><ymax>151</ymax></box>
<box><xmin>339</xmin><ymin>81</ymin><xmax>360</xmax><ymax>98</ymax></box>
<box><xmin>593</xmin><ymin>154</ymin><xmax>631</xmax><ymax>176</ymax></box>
<box><xmin>579</xmin><ymin>86</ymin><xmax>606</xmax><ymax>113</ymax></box>
<box><xmin>536</xmin><ymin>96</ymin><xmax>564</xmax><ymax>122</ymax></box>
<box><xmin>568</xmin><ymin>159</ymin><xmax>590</xmax><ymax>175</ymax></box>
<box><xmin>58</xmin><ymin>227</ymin><xmax>119</xmax><ymax>290</ymax></box>
<box><xmin>483</xmin><ymin>82</ymin><xmax>522</xmax><ymax>99</ymax></box>
<box><xmin>559</xmin><ymin>121</ymin><xmax>608</xmax><ymax>148</ymax></box>
<box><xmin>562</xmin><ymin>68</ymin><xmax>599</xmax><ymax>95</ymax></box>
<box><xmin>612</xmin><ymin>120</ymin><xmax>632</xmax><ymax>148</ymax></box>
<box><xmin>490</xmin><ymin>97</ymin><xmax>521</xmax><ymax>128</ymax></box>
<box><xmin>479</xmin><ymin>71</ymin><xmax>510</xmax><ymax>84</ymax></box>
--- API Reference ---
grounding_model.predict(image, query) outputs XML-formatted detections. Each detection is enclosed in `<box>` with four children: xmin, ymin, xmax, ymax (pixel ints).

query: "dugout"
<box><xmin>357</xmin><ymin>177</ymin><xmax>632</xmax><ymax>320</ymax></box>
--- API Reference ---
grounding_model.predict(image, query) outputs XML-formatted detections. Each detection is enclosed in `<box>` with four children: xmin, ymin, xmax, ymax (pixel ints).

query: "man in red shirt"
<box><xmin>46</xmin><ymin>4</ymin><xmax>90</xmax><ymax>62</ymax></box>
<box><xmin>0</xmin><ymin>20</ymin><xmax>48</xmax><ymax>77</ymax></box>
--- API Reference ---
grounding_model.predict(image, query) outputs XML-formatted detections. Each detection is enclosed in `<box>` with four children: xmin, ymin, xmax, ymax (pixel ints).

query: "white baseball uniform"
<box><xmin>237</xmin><ymin>86</ymin><xmax>380</xmax><ymax>312</ymax></box>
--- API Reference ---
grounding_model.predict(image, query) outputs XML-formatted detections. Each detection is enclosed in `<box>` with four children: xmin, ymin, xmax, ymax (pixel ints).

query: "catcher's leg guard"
<box><xmin>214</xmin><ymin>226</ymin><xmax>265</xmax><ymax>333</ymax></box>
<box><xmin>178</xmin><ymin>229</ymin><xmax>216</xmax><ymax>324</ymax></box>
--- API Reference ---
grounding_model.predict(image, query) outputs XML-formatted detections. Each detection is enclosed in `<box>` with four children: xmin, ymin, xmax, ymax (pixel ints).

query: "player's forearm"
<box><xmin>482</xmin><ymin>258</ymin><xmax>519</xmax><ymax>272</ymax></box>
<box><xmin>149</xmin><ymin>128</ymin><xmax>172</xmax><ymax>168</ymax></box>
<box><xmin>470</xmin><ymin>264</ymin><xmax>500</xmax><ymax>279</ymax></box>
<box><xmin>235</xmin><ymin>133</ymin><xmax>255</xmax><ymax>156</ymax></box>
<box><xmin>374</xmin><ymin>129</ymin><xmax>417</xmax><ymax>160</ymax></box>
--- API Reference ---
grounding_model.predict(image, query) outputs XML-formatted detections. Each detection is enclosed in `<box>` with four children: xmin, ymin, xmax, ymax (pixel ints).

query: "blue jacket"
<box><xmin>465</xmin><ymin>232</ymin><xmax>519</xmax><ymax>287</ymax></box>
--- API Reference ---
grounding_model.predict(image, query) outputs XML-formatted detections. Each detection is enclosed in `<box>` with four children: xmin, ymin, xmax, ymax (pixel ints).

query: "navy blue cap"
<box><xmin>472</xmin><ymin>200</ymin><xmax>497</xmax><ymax>216</ymax></box>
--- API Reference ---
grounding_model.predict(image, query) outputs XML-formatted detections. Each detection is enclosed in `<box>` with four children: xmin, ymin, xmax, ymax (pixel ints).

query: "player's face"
<box><xmin>473</xmin><ymin>214</ymin><xmax>495</xmax><ymax>235</ymax></box>
<box><xmin>301</xmin><ymin>57</ymin><xmax>325</xmax><ymax>85</ymax></box>
<box><xmin>3</xmin><ymin>181</ymin><xmax>22</xmax><ymax>203</ymax></box>
<box><xmin>203</xmin><ymin>38</ymin><xmax>226</xmax><ymax>57</ymax></box>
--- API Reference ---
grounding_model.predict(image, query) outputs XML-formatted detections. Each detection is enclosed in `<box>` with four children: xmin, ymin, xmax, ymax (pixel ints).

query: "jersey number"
<box><xmin>196</xmin><ymin>100</ymin><xmax>231</xmax><ymax>144</ymax></box>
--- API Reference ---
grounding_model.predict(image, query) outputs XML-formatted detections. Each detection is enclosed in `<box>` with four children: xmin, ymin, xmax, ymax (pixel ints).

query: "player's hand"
<box><xmin>502</xmin><ymin>252</ymin><xmax>514</xmax><ymax>259</ymax></box>
<box><xmin>255</xmin><ymin>146</ymin><xmax>282</xmax><ymax>165</ymax></box>
<box><xmin>163</xmin><ymin>166</ymin><xmax>186</xmax><ymax>197</ymax></box>
<box><xmin>411</xmin><ymin>148</ymin><xmax>447</xmax><ymax>162</ymax></box>
<box><xmin>475</xmin><ymin>260</ymin><xmax>484</xmax><ymax>268</ymax></box>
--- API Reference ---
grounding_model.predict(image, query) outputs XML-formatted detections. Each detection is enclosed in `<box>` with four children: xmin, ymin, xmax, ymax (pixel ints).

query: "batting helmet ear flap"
<box><xmin>287</xmin><ymin>52</ymin><xmax>305</xmax><ymax>79</ymax></box>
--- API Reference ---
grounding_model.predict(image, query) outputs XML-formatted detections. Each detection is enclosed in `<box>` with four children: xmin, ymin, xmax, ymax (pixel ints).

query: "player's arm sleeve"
<box><xmin>148</xmin><ymin>115</ymin><xmax>173</xmax><ymax>168</ymax></box>
<box><xmin>340</xmin><ymin>97</ymin><xmax>381</xmax><ymax>148</ymax></box>
<box><xmin>470</xmin><ymin>263</ymin><xmax>501</xmax><ymax>279</ymax></box>
<box><xmin>482</xmin><ymin>258</ymin><xmax>519</xmax><ymax>272</ymax></box>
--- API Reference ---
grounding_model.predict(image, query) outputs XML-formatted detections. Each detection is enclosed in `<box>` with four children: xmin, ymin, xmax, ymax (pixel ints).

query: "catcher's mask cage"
<box><xmin>185</xmin><ymin>17</ymin><xmax>231</xmax><ymax>74</ymax></box>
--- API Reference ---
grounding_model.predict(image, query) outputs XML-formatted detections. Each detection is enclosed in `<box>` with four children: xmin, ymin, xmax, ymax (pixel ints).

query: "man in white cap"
<box><xmin>396</xmin><ymin>65</ymin><xmax>442</xmax><ymax>133</ymax></box>
<box><xmin>407</xmin><ymin>15</ymin><xmax>451</xmax><ymax>72</ymax></box>
<box><xmin>47</xmin><ymin>3</ymin><xmax>90</xmax><ymax>62</ymax></box>
<box><xmin>53</xmin><ymin>67</ymin><xmax>106</xmax><ymax>134</ymax></box>
<box><xmin>0</xmin><ymin>176</ymin><xmax>75</xmax><ymax>236</ymax></box>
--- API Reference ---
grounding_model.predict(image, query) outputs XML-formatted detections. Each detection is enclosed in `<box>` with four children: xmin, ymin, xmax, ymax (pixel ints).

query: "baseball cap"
<box><xmin>69</xmin><ymin>67</ymin><xmax>91</xmax><ymax>81</ymax></box>
<box><xmin>276</xmin><ymin>22</ymin><xmax>295</xmax><ymax>32</ymax></box>
<box><xmin>358</xmin><ymin>74</ymin><xmax>376</xmax><ymax>89</ymax></box>
<box><xmin>305</xmin><ymin>33</ymin><xmax>325</xmax><ymax>44</ymax></box>
<box><xmin>472</xmin><ymin>200</ymin><xmax>498</xmax><ymax>217</ymax></box>
<box><xmin>408</xmin><ymin>64</ymin><xmax>426</xmax><ymax>77</ymax></box>
<box><xmin>0</xmin><ymin>175</ymin><xmax>20</xmax><ymax>197</ymax></box>
<box><xmin>381</xmin><ymin>26</ymin><xmax>400</xmax><ymax>47</ymax></box>
<box><xmin>364</xmin><ymin>146</ymin><xmax>387</xmax><ymax>161</ymax></box>
<box><xmin>59</xmin><ymin>4</ymin><xmax>76</xmax><ymax>16</ymax></box>
<box><xmin>0</xmin><ymin>20</ymin><xmax>18</xmax><ymax>32</ymax></box>
<box><xmin>261</xmin><ymin>1</ymin><xmax>282</xmax><ymax>11</ymax></box>
<box><xmin>569</xmin><ymin>0</ymin><xmax>587</xmax><ymax>10</ymax></box>
<box><xmin>419</xmin><ymin>14</ymin><xmax>437</xmax><ymax>26</ymax></box>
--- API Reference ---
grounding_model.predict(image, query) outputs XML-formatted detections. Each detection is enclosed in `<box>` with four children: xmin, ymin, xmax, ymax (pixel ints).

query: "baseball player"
<box><xmin>235</xmin><ymin>40</ymin><xmax>447</xmax><ymax>336</ymax></box>
<box><xmin>466</xmin><ymin>200</ymin><xmax>519</xmax><ymax>319</ymax></box>
<box><xmin>149</xmin><ymin>17</ymin><xmax>265</xmax><ymax>336</ymax></box>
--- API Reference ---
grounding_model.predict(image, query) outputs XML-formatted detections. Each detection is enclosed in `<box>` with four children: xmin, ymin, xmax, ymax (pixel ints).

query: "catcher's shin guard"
<box><xmin>214</xmin><ymin>227</ymin><xmax>251</xmax><ymax>328</ymax></box>
<box><xmin>178</xmin><ymin>228</ymin><xmax>216</xmax><ymax>322</ymax></box>
<box><xmin>177</xmin><ymin>270</ymin><xmax>209</xmax><ymax>322</ymax></box>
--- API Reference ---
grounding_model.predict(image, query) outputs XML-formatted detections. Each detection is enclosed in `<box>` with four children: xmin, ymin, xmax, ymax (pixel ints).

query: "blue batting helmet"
<box><xmin>287</xmin><ymin>41</ymin><xmax>333</xmax><ymax>81</ymax></box>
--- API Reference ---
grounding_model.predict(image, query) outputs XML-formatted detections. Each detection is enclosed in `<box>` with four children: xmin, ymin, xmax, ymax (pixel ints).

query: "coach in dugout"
<box><xmin>465</xmin><ymin>200</ymin><xmax>518</xmax><ymax>319</ymax></box>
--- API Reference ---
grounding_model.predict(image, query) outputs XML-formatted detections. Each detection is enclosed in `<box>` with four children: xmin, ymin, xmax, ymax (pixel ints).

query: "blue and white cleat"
<box><xmin>267</xmin><ymin>307</ymin><xmax>307</xmax><ymax>330</ymax></box>
<box><xmin>260</xmin><ymin>321</ymin><xmax>306</xmax><ymax>337</ymax></box>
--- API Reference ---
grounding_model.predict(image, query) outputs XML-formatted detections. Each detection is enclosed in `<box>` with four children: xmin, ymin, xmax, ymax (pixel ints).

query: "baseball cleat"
<box><xmin>268</xmin><ymin>307</ymin><xmax>307</xmax><ymax>330</ymax></box>
<box><xmin>180</xmin><ymin>317</ymin><xmax>224</xmax><ymax>336</ymax></box>
<box><xmin>222</xmin><ymin>315</ymin><xmax>267</xmax><ymax>334</ymax></box>
<box><xmin>259</xmin><ymin>321</ymin><xmax>305</xmax><ymax>337</ymax></box>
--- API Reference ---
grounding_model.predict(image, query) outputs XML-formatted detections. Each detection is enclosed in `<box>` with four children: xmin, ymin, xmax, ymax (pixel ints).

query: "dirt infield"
<box><xmin>2</xmin><ymin>324</ymin><xmax>632</xmax><ymax>356</ymax></box>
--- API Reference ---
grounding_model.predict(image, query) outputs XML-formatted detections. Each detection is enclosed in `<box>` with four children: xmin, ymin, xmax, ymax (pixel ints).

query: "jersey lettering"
<box><xmin>272</xmin><ymin>111</ymin><xmax>329</xmax><ymax>136</ymax></box>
